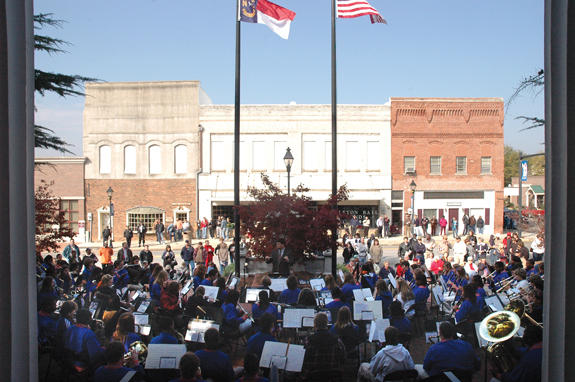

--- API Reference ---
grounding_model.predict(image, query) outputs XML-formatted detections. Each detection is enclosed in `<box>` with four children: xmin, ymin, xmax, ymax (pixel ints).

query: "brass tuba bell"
<box><xmin>124</xmin><ymin>341</ymin><xmax>148</xmax><ymax>364</ymax></box>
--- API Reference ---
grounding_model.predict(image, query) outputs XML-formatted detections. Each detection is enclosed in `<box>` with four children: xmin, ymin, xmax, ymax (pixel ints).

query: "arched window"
<box><xmin>149</xmin><ymin>145</ymin><xmax>161</xmax><ymax>174</ymax></box>
<box><xmin>124</xmin><ymin>145</ymin><xmax>136</xmax><ymax>174</ymax></box>
<box><xmin>174</xmin><ymin>144</ymin><xmax>187</xmax><ymax>174</ymax></box>
<box><xmin>99</xmin><ymin>145</ymin><xmax>111</xmax><ymax>174</ymax></box>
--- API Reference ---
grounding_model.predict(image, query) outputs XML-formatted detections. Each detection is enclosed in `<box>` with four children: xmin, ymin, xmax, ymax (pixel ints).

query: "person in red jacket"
<box><xmin>439</xmin><ymin>216</ymin><xmax>448</xmax><ymax>236</ymax></box>
<box><xmin>160</xmin><ymin>281</ymin><xmax>181</xmax><ymax>315</ymax></box>
<box><xmin>203</xmin><ymin>241</ymin><xmax>215</xmax><ymax>267</ymax></box>
<box><xmin>430</xmin><ymin>256</ymin><xmax>444</xmax><ymax>275</ymax></box>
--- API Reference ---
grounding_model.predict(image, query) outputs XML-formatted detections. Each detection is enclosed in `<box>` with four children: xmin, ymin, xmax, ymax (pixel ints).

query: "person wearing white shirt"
<box><xmin>357</xmin><ymin>326</ymin><xmax>415</xmax><ymax>382</ymax></box>
<box><xmin>452</xmin><ymin>237</ymin><xmax>467</xmax><ymax>265</ymax></box>
<box><xmin>531</xmin><ymin>233</ymin><xmax>545</xmax><ymax>261</ymax></box>
<box><xmin>376</xmin><ymin>216</ymin><xmax>384</xmax><ymax>238</ymax></box>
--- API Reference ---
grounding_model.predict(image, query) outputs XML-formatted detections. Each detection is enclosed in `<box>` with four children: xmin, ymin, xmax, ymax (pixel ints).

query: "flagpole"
<box><xmin>331</xmin><ymin>0</ymin><xmax>338</xmax><ymax>278</ymax></box>
<box><xmin>234</xmin><ymin>0</ymin><xmax>241</xmax><ymax>277</ymax></box>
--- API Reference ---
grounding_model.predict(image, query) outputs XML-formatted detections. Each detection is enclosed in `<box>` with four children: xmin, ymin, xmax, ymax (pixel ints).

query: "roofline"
<box><xmin>35</xmin><ymin>157</ymin><xmax>85</xmax><ymax>164</ymax></box>
<box><xmin>390</xmin><ymin>97</ymin><xmax>504</xmax><ymax>102</ymax></box>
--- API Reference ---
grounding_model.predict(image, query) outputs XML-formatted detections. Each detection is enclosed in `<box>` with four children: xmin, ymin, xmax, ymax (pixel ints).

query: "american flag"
<box><xmin>337</xmin><ymin>0</ymin><xmax>387</xmax><ymax>24</ymax></box>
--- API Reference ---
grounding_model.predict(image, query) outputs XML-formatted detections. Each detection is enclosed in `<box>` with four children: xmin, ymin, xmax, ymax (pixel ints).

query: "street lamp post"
<box><xmin>107</xmin><ymin>186</ymin><xmax>114</xmax><ymax>246</ymax></box>
<box><xmin>410</xmin><ymin>180</ymin><xmax>417</xmax><ymax>235</ymax></box>
<box><xmin>284</xmin><ymin>147</ymin><xmax>294</xmax><ymax>196</ymax></box>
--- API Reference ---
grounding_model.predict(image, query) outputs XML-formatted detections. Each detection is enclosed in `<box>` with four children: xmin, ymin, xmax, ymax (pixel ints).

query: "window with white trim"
<box><xmin>303</xmin><ymin>141</ymin><xmax>317</xmax><ymax>171</ymax></box>
<box><xmin>174</xmin><ymin>144</ymin><xmax>187</xmax><ymax>174</ymax></box>
<box><xmin>274</xmin><ymin>141</ymin><xmax>288</xmax><ymax>170</ymax></box>
<box><xmin>430</xmin><ymin>156</ymin><xmax>441</xmax><ymax>174</ymax></box>
<box><xmin>481</xmin><ymin>156</ymin><xmax>492</xmax><ymax>174</ymax></box>
<box><xmin>124</xmin><ymin>145</ymin><xmax>136</xmax><ymax>174</ymax></box>
<box><xmin>345</xmin><ymin>141</ymin><xmax>359</xmax><ymax>171</ymax></box>
<box><xmin>252</xmin><ymin>141</ymin><xmax>266</xmax><ymax>170</ymax></box>
<box><xmin>456</xmin><ymin>156</ymin><xmax>467</xmax><ymax>174</ymax></box>
<box><xmin>149</xmin><ymin>145</ymin><xmax>162</xmax><ymax>174</ymax></box>
<box><xmin>99</xmin><ymin>145</ymin><xmax>111</xmax><ymax>174</ymax></box>
<box><xmin>404</xmin><ymin>156</ymin><xmax>415</xmax><ymax>174</ymax></box>
<box><xmin>366</xmin><ymin>141</ymin><xmax>379</xmax><ymax>171</ymax></box>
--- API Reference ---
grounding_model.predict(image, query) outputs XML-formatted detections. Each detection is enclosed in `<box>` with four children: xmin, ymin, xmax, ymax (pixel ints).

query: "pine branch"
<box><xmin>34</xmin><ymin>13</ymin><xmax>65</xmax><ymax>29</ymax></box>
<box><xmin>35</xmin><ymin>125</ymin><xmax>74</xmax><ymax>154</ymax></box>
<box><xmin>35</xmin><ymin>35</ymin><xmax>69</xmax><ymax>54</ymax></box>
<box><xmin>507</xmin><ymin>69</ymin><xmax>544</xmax><ymax>111</ymax></box>
<box><xmin>35</xmin><ymin>69</ymin><xmax>96</xmax><ymax>97</ymax></box>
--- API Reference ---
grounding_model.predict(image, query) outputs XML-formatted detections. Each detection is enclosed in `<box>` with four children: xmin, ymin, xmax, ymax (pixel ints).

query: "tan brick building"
<box><xmin>390</xmin><ymin>98</ymin><xmax>505</xmax><ymax>235</ymax></box>
<box><xmin>83</xmin><ymin>81</ymin><xmax>207</xmax><ymax>242</ymax></box>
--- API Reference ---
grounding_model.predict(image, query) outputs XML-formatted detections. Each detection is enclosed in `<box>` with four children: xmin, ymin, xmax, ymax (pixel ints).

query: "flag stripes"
<box><xmin>337</xmin><ymin>0</ymin><xmax>386</xmax><ymax>23</ymax></box>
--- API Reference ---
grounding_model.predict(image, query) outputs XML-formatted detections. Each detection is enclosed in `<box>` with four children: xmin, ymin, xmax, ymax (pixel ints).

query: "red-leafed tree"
<box><xmin>239</xmin><ymin>174</ymin><xmax>349</xmax><ymax>262</ymax></box>
<box><xmin>35</xmin><ymin>180</ymin><xmax>75</xmax><ymax>253</ymax></box>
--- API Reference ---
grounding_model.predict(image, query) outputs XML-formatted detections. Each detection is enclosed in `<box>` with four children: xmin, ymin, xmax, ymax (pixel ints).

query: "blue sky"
<box><xmin>35</xmin><ymin>0</ymin><xmax>544</xmax><ymax>156</ymax></box>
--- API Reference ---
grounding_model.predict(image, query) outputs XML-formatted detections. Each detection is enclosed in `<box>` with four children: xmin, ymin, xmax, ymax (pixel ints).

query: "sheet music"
<box><xmin>443</xmin><ymin>371</ymin><xmax>462</xmax><ymax>382</ymax></box>
<box><xmin>228</xmin><ymin>277</ymin><xmax>239</xmax><ymax>290</ymax></box>
<box><xmin>133</xmin><ymin>314</ymin><xmax>148</xmax><ymax>326</ymax></box>
<box><xmin>338</xmin><ymin>270</ymin><xmax>345</xmax><ymax>283</ymax></box>
<box><xmin>388</xmin><ymin>274</ymin><xmax>397</xmax><ymax>289</ymax></box>
<box><xmin>131</xmin><ymin>290</ymin><xmax>141</xmax><ymax>301</ymax></box>
<box><xmin>309</xmin><ymin>279</ymin><xmax>326</xmax><ymax>291</ymax></box>
<box><xmin>138</xmin><ymin>325</ymin><xmax>151</xmax><ymax>336</ymax></box>
<box><xmin>368</xmin><ymin>318</ymin><xmax>390</xmax><ymax>342</ymax></box>
<box><xmin>270</xmin><ymin>278</ymin><xmax>288</xmax><ymax>292</ymax></box>
<box><xmin>245</xmin><ymin>288</ymin><xmax>269</xmax><ymax>303</ymax></box>
<box><xmin>353</xmin><ymin>301</ymin><xmax>383</xmax><ymax>321</ymax></box>
<box><xmin>119</xmin><ymin>370</ymin><xmax>137</xmax><ymax>382</ymax></box>
<box><xmin>181</xmin><ymin>280</ymin><xmax>193</xmax><ymax>296</ymax></box>
<box><xmin>145</xmin><ymin>344</ymin><xmax>187</xmax><ymax>369</ymax></box>
<box><xmin>137</xmin><ymin>300</ymin><xmax>150</xmax><ymax>313</ymax></box>
<box><xmin>202</xmin><ymin>285</ymin><xmax>220</xmax><ymax>301</ymax></box>
<box><xmin>485</xmin><ymin>296</ymin><xmax>504</xmax><ymax>312</ymax></box>
<box><xmin>283</xmin><ymin>309</ymin><xmax>316</xmax><ymax>328</ymax></box>
<box><xmin>259</xmin><ymin>342</ymin><xmax>306</xmax><ymax>372</ymax></box>
<box><xmin>353</xmin><ymin>288</ymin><xmax>373</xmax><ymax>301</ymax></box>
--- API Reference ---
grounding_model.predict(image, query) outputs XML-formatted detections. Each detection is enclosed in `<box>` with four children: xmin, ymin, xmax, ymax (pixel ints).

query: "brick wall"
<box><xmin>391</xmin><ymin>98</ymin><xmax>505</xmax><ymax>233</ymax></box>
<box><xmin>85</xmin><ymin>179</ymin><xmax>197</xmax><ymax>241</ymax></box>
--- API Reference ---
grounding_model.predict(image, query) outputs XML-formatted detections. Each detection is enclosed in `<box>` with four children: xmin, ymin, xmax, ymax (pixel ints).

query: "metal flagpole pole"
<box><xmin>331</xmin><ymin>0</ymin><xmax>338</xmax><ymax>278</ymax></box>
<box><xmin>234</xmin><ymin>1</ymin><xmax>241</xmax><ymax>277</ymax></box>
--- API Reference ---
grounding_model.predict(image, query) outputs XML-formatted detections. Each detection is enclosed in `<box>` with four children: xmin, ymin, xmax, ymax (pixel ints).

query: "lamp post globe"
<box><xmin>284</xmin><ymin>147</ymin><xmax>294</xmax><ymax>196</ymax></box>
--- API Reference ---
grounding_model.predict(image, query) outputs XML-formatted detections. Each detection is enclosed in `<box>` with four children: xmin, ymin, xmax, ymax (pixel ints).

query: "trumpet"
<box><xmin>496</xmin><ymin>278</ymin><xmax>516</xmax><ymax>293</ymax></box>
<box><xmin>494</xmin><ymin>276</ymin><xmax>514</xmax><ymax>290</ymax></box>
<box><xmin>124</xmin><ymin>341</ymin><xmax>148</xmax><ymax>364</ymax></box>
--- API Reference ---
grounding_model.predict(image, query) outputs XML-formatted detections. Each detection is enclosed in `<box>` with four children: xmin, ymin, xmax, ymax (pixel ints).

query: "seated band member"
<box><xmin>492</xmin><ymin>325</ymin><xmax>543</xmax><ymax>382</ymax></box>
<box><xmin>492</xmin><ymin>261</ymin><xmax>510</xmax><ymax>290</ymax></box>
<box><xmin>64</xmin><ymin>309</ymin><xmax>104</xmax><ymax>369</ymax></box>
<box><xmin>296</xmin><ymin>288</ymin><xmax>318</xmax><ymax>308</ymax></box>
<box><xmin>329</xmin><ymin>306</ymin><xmax>362</xmax><ymax>354</ymax></box>
<box><xmin>93</xmin><ymin>341</ymin><xmax>144</xmax><ymax>382</ymax></box>
<box><xmin>471</xmin><ymin>274</ymin><xmax>486</xmax><ymax>311</ymax></box>
<box><xmin>195</xmin><ymin>328</ymin><xmax>235</xmax><ymax>382</ymax></box>
<box><xmin>389</xmin><ymin>301</ymin><xmax>412</xmax><ymax>335</ymax></box>
<box><xmin>112</xmin><ymin>312</ymin><xmax>142</xmax><ymax>353</ymax></box>
<box><xmin>38</xmin><ymin>299</ymin><xmax>58</xmax><ymax>346</ymax></box>
<box><xmin>419</xmin><ymin>321</ymin><xmax>480</xmax><ymax>378</ymax></box>
<box><xmin>150</xmin><ymin>316</ymin><xmax>180</xmax><ymax>344</ymax></box>
<box><xmin>374</xmin><ymin>279</ymin><xmax>393</xmax><ymax>318</ymax></box>
<box><xmin>150</xmin><ymin>270</ymin><xmax>169</xmax><ymax>306</ymax></box>
<box><xmin>278</xmin><ymin>275</ymin><xmax>301</xmax><ymax>305</ymax></box>
<box><xmin>455</xmin><ymin>284</ymin><xmax>482</xmax><ymax>324</ymax></box>
<box><xmin>341</xmin><ymin>272</ymin><xmax>360</xmax><ymax>304</ymax></box>
<box><xmin>252</xmin><ymin>291</ymin><xmax>279</xmax><ymax>321</ymax></box>
<box><xmin>236</xmin><ymin>353</ymin><xmax>269</xmax><ymax>382</ymax></box>
<box><xmin>246</xmin><ymin>313</ymin><xmax>277</xmax><ymax>360</ymax></box>
<box><xmin>184</xmin><ymin>286</ymin><xmax>208</xmax><ymax>318</ymax></box>
<box><xmin>357</xmin><ymin>326</ymin><xmax>415</xmax><ymax>381</ymax></box>
<box><xmin>169</xmin><ymin>352</ymin><xmax>206</xmax><ymax>382</ymax></box>
<box><xmin>302</xmin><ymin>313</ymin><xmax>346</xmax><ymax>377</ymax></box>
<box><xmin>221</xmin><ymin>290</ymin><xmax>248</xmax><ymax>332</ymax></box>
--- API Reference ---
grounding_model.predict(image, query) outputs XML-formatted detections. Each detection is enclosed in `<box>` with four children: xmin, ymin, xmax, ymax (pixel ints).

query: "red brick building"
<box><xmin>390</xmin><ymin>98</ymin><xmax>504</xmax><ymax>235</ymax></box>
<box><xmin>34</xmin><ymin>157</ymin><xmax>87</xmax><ymax>242</ymax></box>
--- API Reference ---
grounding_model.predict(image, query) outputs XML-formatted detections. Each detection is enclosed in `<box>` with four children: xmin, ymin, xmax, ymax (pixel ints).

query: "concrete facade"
<box><xmin>34</xmin><ymin>157</ymin><xmax>87</xmax><ymax>241</ymax></box>
<box><xmin>390</xmin><ymin>98</ymin><xmax>505</xmax><ymax>235</ymax></box>
<box><xmin>197</xmin><ymin>104</ymin><xmax>392</xmax><ymax>225</ymax></box>
<box><xmin>83</xmin><ymin>81</ymin><xmax>203</xmax><ymax>241</ymax></box>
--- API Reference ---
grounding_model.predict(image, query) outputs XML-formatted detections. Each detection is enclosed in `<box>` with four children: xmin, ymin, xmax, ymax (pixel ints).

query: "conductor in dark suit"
<box><xmin>116</xmin><ymin>242</ymin><xmax>133</xmax><ymax>263</ymax></box>
<box><xmin>265</xmin><ymin>239</ymin><xmax>293</xmax><ymax>276</ymax></box>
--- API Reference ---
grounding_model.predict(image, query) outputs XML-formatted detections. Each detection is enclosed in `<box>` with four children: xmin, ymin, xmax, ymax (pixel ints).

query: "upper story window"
<box><xmin>99</xmin><ymin>145</ymin><xmax>111</xmax><ymax>174</ymax></box>
<box><xmin>149</xmin><ymin>145</ymin><xmax>162</xmax><ymax>174</ymax></box>
<box><xmin>124</xmin><ymin>145</ymin><xmax>136</xmax><ymax>174</ymax></box>
<box><xmin>404</xmin><ymin>156</ymin><xmax>415</xmax><ymax>174</ymax></box>
<box><xmin>303</xmin><ymin>141</ymin><xmax>318</xmax><ymax>171</ymax></box>
<box><xmin>345</xmin><ymin>141</ymin><xmax>359</xmax><ymax>171</ymax></box>
<box><xmin>456</xmin><ymin>156</ymin><xmax>467</xmax><ymax>174</ymax></box>
<box><xmin>430</xmin><ymin>156</ymin><xmax>441</xmax><ymax>174</ymax></box>
<box><xmin>174</xmin><ymin>144</ymin><xmax>187</xmax><ymax>174</ymax></box>
<box><xmin>274</xmin><ymin>141</ymin><xmax>288</xmax><ymax>170</ymax></box>
<box><xmin>481</xmin><ymin>156</ymin><xmax>492</xmax><ymax>174</ymax></box>
<box><xmin>366</xmin><ymin>141</ymin><xmax>379</xmax><ymax>171</ymax></box>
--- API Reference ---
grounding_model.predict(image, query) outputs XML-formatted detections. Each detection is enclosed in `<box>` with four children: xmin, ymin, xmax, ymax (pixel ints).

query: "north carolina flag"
<box><xmin>239</xmin><ymin>0</ymin><xmax>296</xmax><ymax>39</ymax></box>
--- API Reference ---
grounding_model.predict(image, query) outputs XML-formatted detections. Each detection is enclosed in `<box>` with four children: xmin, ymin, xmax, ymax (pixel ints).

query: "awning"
<box><xmin>529</xmin><ymin>185</ymin><xmax>545</xmax><ymax>195</ymax></box>
<box><xmin>125</xmin><ymin>206</ymin><xmax>165</xmax><ymax>214</ymax></box>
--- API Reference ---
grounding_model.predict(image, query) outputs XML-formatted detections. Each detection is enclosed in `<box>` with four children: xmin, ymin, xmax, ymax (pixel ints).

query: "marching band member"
<box><xmin>341</xmin><ymin>273</ymin><xmax>360</xmax><ymax>304</ymax></box>
<box><xmin>150</xmin><ymin>316</ymin><xmax>180</xmax><ymax>344</ymax></box>
<box><xmin>169</xmin><ymin>353</ymin><xmax>205</xmax><ymax>382</ymax></box>
<box><xmin>491</xmin><ymin>325</ymin><xmax>543</xmax><ymax>382</ymax></box>
<box><xmin>112</xmin><ymin>312</ymin><xmax>141</xmax><ymax>353</ymax></box>
<box><xmin>389</xmin><ymin>301</ymin><xmax>411</xmax><ymax>335</ymax></box>
<box><xmin>195</xmin><ymin>329</ymin><xmax>235</xmax><ymax>382</ymax></box>
<box><xmin>394</xmin><ymin>280</ymin><xmax>415</xmax><ymax>319</ymax></box>
<box><xmin>471</xmin><ymin>275</ymin><xmax>486</xmax><ymax>310</ymax></box>
<box><xmin>492</xmin><ymin>261</ymin><xmax>510</xmax><ymax>290</ymax></box>
<box><xmin>329</xmin><ymin>306</ymin><xmax>363</xmax><ymax>353</ymax></box>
